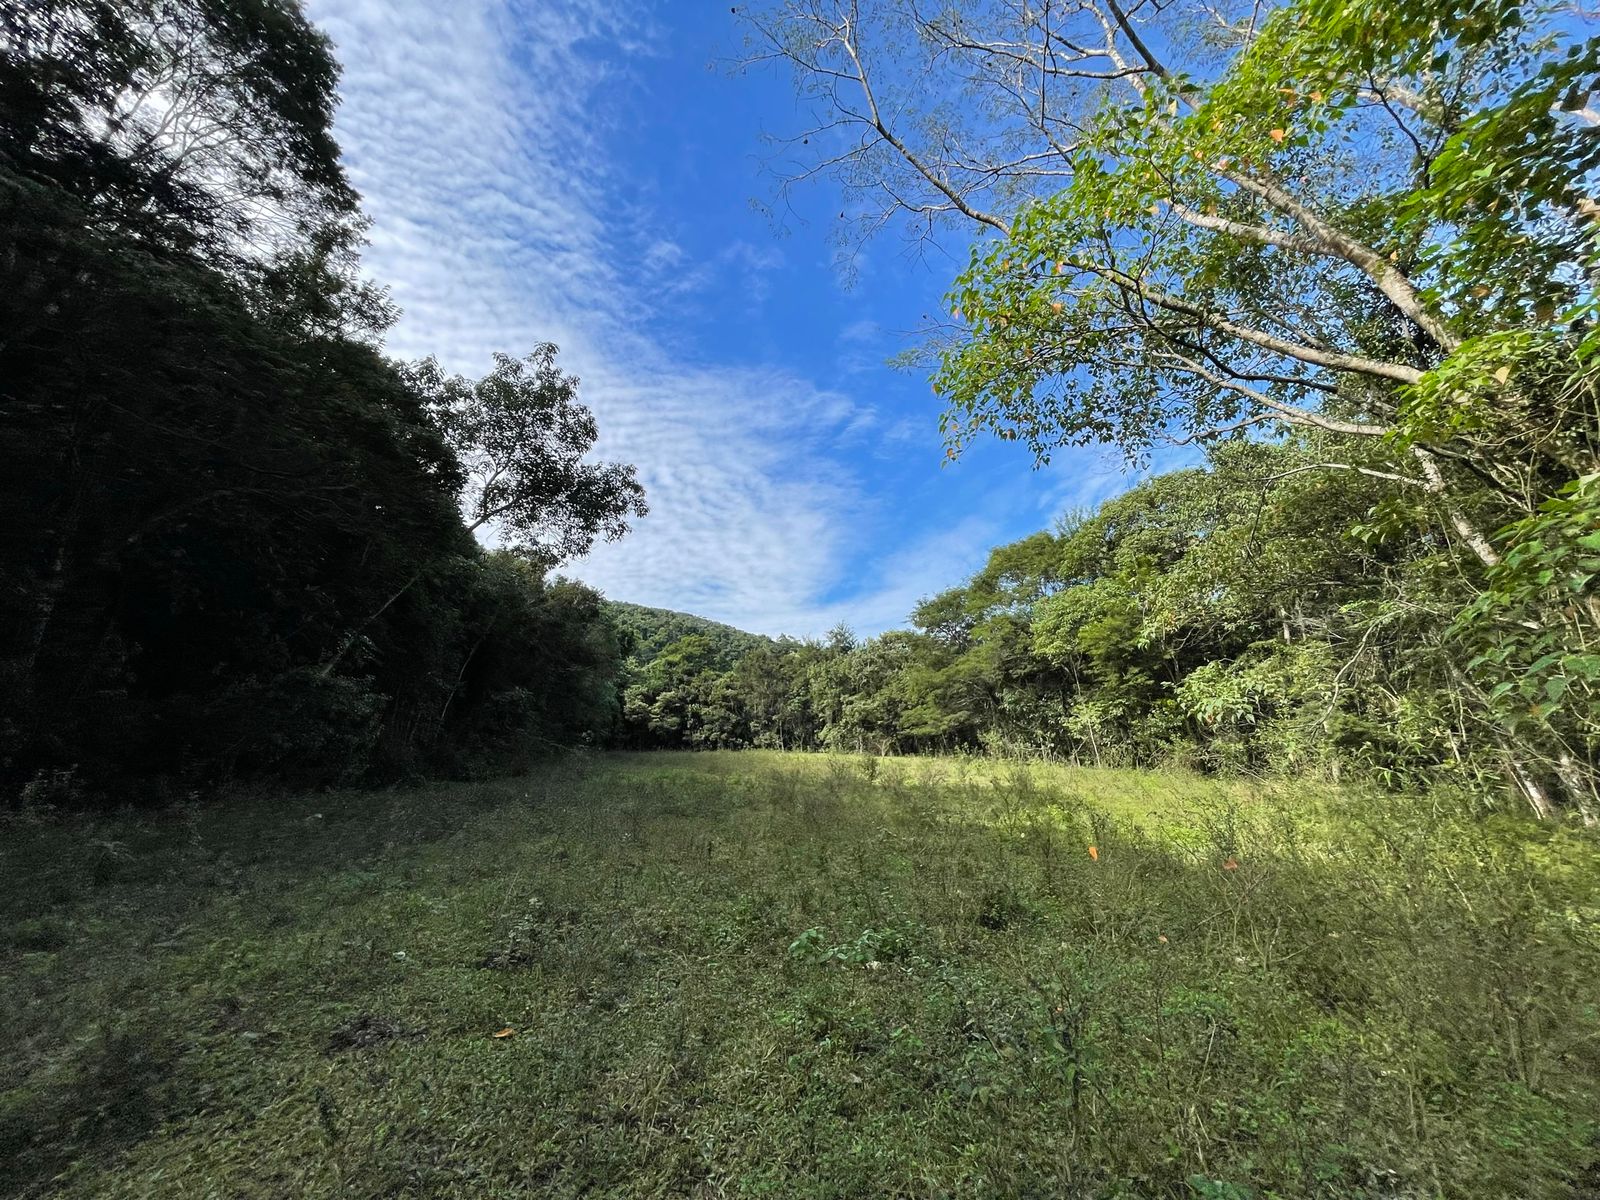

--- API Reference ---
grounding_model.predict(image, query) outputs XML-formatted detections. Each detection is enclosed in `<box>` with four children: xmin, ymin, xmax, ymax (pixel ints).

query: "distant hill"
<box><xmin>603</xmin><ymin>601</ymin><xmax>774</xmax><ymax>670</ymax></box>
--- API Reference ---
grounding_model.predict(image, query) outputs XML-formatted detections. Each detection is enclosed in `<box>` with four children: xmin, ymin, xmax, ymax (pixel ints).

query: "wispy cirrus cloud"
<box><xmin>306</xmin><ymin>0</ymin><xmax>1097</xmax><ymax>637</ymax></box>
<box><xmin>309</xmin><ymin>0</ymin><xmax>632</xmax><ymax>362</ymax></box>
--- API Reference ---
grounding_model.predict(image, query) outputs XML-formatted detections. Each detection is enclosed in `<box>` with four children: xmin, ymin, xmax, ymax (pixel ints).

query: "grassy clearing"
<box><xmin>2</xmin><ymin>752</ymin><xmax>1598</xmax><ymax>1199</ymax></box>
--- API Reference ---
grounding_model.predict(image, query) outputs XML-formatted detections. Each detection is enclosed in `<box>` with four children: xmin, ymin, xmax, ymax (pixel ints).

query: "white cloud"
<box><xmin>641</xmin><ymin>239</ymin><xmax>686</xmax><ymax>273</ymax></box>
<box><xmin>1032</xmin><ymin>443</ymin><xmax>1200</xmax><ymax>521</ymax></box>
<box><xmin>835</xmin><ymin>316</ymin><xmax>886</xmax><ymax>376</ymax></box>
<box><xmin>308</xmin><ymin>0</ymin><xmax>981</xmax><ymax>636</ymax></box>
<box><xmin>839</xmin><ymin>317</ymin><xmax>881</xmax><ymax>345</ymax></box>
<box><xmin>745</xmin><ymin>514</ymin><xmax>1004</xmax><ymax>639</ymax></box>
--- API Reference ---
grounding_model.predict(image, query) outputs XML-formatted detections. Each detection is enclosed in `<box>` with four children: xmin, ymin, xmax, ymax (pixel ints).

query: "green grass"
<box><xmin>2</xmin><ymin>751</ymin><xmax>1598</xmax><ymax>1198</ymax></box>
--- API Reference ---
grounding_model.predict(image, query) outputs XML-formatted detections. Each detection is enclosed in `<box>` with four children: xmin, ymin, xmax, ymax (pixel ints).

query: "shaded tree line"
<box><xmin>621</xmin><ymin>434</ymin><xmax>1595</xmax><ymax>817</ymax></box>
<box><xmin>732</xmin><ymin>0</ymin><xmax>1598</xmax><ymax>819</ymax></box>
<box><xmin>1</xmin><ymin>0</ymin><xmax>643</xmax><ymax>802</ymax></box>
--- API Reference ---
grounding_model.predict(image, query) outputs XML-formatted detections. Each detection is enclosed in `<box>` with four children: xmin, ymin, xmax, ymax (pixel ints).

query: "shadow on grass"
<box><xmin>1</xmin><ymin>751</ymin><xmax>1596</xmax><ymax>1198</ymax></box>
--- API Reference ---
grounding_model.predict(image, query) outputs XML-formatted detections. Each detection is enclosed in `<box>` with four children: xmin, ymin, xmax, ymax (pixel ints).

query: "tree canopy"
<box><xmin>742</xmin><ymin>0</ymin><xmax>1599</xmax><ymax>818</ymax></box>
<box><xmin>1</xmin><ymin>0</ymin><xmax>644</xmax><ymax>800</ymax></box>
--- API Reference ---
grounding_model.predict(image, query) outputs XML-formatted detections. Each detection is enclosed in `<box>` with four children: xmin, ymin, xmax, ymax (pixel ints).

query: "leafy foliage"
<box><xmin>605</xmin><ymin>602</ymin><xmax>775</xmax><ymax>669</ymax></box>
<box><xmin>614</xmin><ymin>438</ymin><xmax>1536</xmax><ymax>798</ymax></box>
<box><xmin>410</xmin><ymin>349</ymin><xmax>645</xmax><ymax>562</ymax></box>
<box><xmin>0</xmin><ymin>0</ymin><xmax>642</xmax><ymax>800</ymax></box>
<box><xmin>744</xmin><ymin>0</ymin><xmax>1599</xmax><ymax>817</ymax></box>
<box><xmin>2</xmin><ymin>754</ymin><xmax>1595</xmax><ymax>1196</ymax></box>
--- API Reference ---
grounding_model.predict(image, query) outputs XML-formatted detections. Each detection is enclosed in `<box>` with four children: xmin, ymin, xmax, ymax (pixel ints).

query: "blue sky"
<box><xmin>306</xmin><ymin>0</ymin><xmax>1154</xmax><ymax>637</ymax></box>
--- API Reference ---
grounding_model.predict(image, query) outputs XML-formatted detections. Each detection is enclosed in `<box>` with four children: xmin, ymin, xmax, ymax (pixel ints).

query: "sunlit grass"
<box><xmin>3</xmin><ymin>753</ymin><xmax>1596</xmax><ymax>1198</ymax></box>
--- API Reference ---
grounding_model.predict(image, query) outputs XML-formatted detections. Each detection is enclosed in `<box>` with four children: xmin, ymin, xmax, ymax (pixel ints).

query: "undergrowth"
<box><xmin>1</xmin><ymin>751</ymin><xmax>1597</xmax><ymax>1198</ymax></box>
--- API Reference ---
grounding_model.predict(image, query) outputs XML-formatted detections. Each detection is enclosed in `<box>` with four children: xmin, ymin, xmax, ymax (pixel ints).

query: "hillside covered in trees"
<box><xmin>1</xmin><ymin>1</ymin><xmax>642</xmax><ymax>798</ymax></box>
<box><xmin>2</xmin><ymin>0</ymin><xmax>1597</xmax><ymax>829</ymax></box>
<box><xmin>616</xmin><ymin>436</ymin><xmax>1590</xmax><ymax>800</ymax></box>
<box><xmin>604</xmin><ymin>602</ymin><xmax>776</xmax><ymax>668</ymax></box>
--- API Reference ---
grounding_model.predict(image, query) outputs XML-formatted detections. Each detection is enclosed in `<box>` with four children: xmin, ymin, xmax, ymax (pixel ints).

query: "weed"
<box><xmin>975</xmin><ymin>883</ymin><xmax>1031</xmax><ymax>931</ymax></box>
<box><xmin>0</xmin><ymin>752</ymin><xmax>1595</xmax><ymax>1198</ymax></box>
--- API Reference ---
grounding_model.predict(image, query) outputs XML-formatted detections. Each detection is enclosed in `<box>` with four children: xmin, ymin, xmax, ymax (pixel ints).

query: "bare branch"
<box><xmin>834</xmin><ymin>8</ymin><xmax>1010</xmax><ymax>234</ymax></box>
<box><xmin>1268</xmin><ymin>462</ymin><xmax>1425</xmax><ymax>486</ymax></box>
<box><xmin>1091</xmin><ymin>261</ymin><xmax>1424</xmax><ymax>384</ymax></box>
<box><xmin>1216</xmin><ymin>165</ymin><xmax>1459</xmax><ymax>352</ymax></box>
<box><xmin>1150</xmin><ymin>349</ymin><xmax>1393</xmax><ymax>436</ymax></box>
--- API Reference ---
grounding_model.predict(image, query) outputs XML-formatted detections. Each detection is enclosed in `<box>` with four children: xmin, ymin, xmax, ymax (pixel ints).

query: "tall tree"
<box><xmin>2</xmin><ymin>0</ymin><xmax>648</xmax><ymax>798</ymax></box>
<box><xmin>2</xmin><ymin>0</ymin><xmax>356</xmax><ymax>256</ymax></box>
<box><xmin>410</xmin><ymin>348</ymin><xmax>646</xmax><ymax>563</ymax></box>
<box><xmin>743</xmin><ymin>0</ymin><xmax>1599</xmax><ymax>816</ymax></box>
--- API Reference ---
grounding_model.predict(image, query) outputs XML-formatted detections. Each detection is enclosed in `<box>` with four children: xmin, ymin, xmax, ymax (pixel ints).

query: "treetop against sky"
<box><xmin>306</xmin><ymin>0</ymin><xmax>1170</xmax><ymax>639</ymax></box>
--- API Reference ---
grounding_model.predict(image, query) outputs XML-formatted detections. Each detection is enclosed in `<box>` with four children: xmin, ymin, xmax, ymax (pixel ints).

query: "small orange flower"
<box><xmin>1088</xmin><ymin>845</ymin><xmax>1100</xmax><ymax>862</ymax></box>
<box><xmin>1268</xmin><ymin>128</ymin><xmax>1287</xmax><ymax>143</ymax></box>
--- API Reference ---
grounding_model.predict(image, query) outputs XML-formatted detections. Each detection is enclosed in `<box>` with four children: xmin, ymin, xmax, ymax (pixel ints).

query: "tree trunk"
<box><xmin>1409</xmin><ymin>447</ymin><xmax>1501</xmax><ymax>569</ymax></box>
<box><xmin>1553</xmin><ymin>752</ymin><xmax>1599</xmax><ymax>827</ymax></box>
<box><xmin>437</xmin><ymin>624</ymin><xmax>495</xmax><ymax>728</ymax></box>
<box><xmin>18</xmin><ymin>539</ymin><xmax>71</xmax><ymax>686</ymax></box>
<box><xmin>317</xmin><ymin>565</ymin><xmax>428</xmax><ymax>677</ymax></box>
<box><xmin>1507</xmin><ymin>754</ymin><xmax>1558</xmax><ymax>821</ymax></box>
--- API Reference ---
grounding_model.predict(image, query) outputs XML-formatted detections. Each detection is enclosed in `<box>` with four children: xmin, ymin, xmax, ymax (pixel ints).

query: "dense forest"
<box><xmin>3</xmin><ymin>0</ymin><xmax>1598</xmax><ymax>824</ymax></box>
<box><xmin>1</xmin><ymin>1</ymin><xmax>643</xmax><ymax>799</ymax></box>
<box><xmin>615</xmin><ymin>436</ymin><xmax>1595</xmax><ymax>798</ymax></box>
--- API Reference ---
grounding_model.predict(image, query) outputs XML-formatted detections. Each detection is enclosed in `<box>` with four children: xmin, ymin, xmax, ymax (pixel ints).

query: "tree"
<box><xmin>0</xmin><ymin>176</ymin><xmax>473</xmax><ymax>787</ymax></box>
<box><xmin>604</xmin><ymin>602</ymin><xmax>772</xmax><ymax>668</ymax></box>
<box><xmin>1</xmin><ymin>0</ymin><xmax>356</xmax><ymax>257</ymax></box>
<box><xmin>621</xmin><ymin>634</ymin><xmax>728</xmax><ymax>747</ymax></box>
<box><xmin>743</xmin><ymin>0</ymin><xmax>1599</xmax><ymax>816</ymax></box>
<box><xmin>314</xmin><ymin>348</ymin><xmax>646</xmax><ymax>679</ymax></box>
<box><xmin>410</xmin><ymin>348</ymin><xmax>646</xmax><ymax>563</ymax></box>
<box><xmin>1</xmin><ymin>0</ymin><xmax>647</xmax><ymax>799</ymax></box>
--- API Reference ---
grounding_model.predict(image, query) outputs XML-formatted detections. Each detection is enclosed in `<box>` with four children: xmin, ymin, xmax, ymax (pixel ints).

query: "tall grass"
<box><xmin>2</xmin><ymin>752</ymin><xmax>1596</xmax><ymax>1197</ymax></box>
